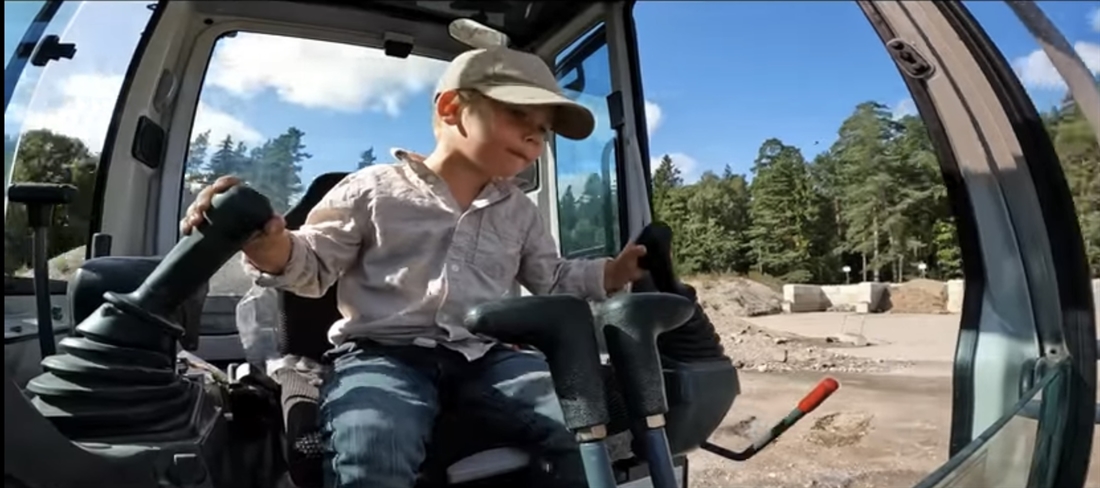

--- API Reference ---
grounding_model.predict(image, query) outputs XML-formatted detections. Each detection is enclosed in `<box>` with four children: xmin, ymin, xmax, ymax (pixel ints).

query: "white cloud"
<box><xmin>193</xmin><ymin>101</ymin><xmax>264</xmax><ymax>146</ymax></box>
<box><xmin>206</xmin><ymin>33</ymin><xmax>447</xmax><ymax>116</ymax></box>
<box><xmin>1011</xmin><ymin>41</ymin><xmax>1100</xmax><ymax>91</ymax></box>
<box><xmin>1090</xmin><ymin>8</ymin><xmax>1100</xmax><ymax>33</ymax></box>
<box><xmin>19</xmin><ymin>73</ymin><xmax>124</xmax><ymax>151</ymax></box>
<box><xmin>650</xmin><ymin>152</ymin><xmax>699</xmax><ymax>182</ymax></box>
<box><xmin>892</xmin><ymin>98</ymin><xmax>917</xmax><ymax>119</ymax></box>
<box><xmin>10</xmin><ymin>70</ymin><xmax>261</xmax><ymax>153</ymax></box>
<box><xmin>644</xmin><ymin>100</ymin><xmax>663</xmax><ymax>136</ymax></box>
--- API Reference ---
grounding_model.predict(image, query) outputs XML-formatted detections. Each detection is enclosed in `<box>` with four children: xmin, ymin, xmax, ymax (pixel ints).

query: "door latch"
<box><xmin>886</xmin><ymin>39</ymin><xmax>935</xmax><ymax>80</ymax></box>
<box><xmin>31</xmin><ymin>35</ymin><xmax>76</xmax><ymax>67</ymax></box>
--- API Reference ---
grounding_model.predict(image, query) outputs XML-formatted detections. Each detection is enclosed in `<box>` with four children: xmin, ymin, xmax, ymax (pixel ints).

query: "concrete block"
<box><xmin>820</xmin><ymin>282</ymin><xmax>888</xmax><ymax>313</ymax></box>
<box><xmin>946</xmin><ymin>279</ymin><xmax>965</xmax><ymax>314</ymax></box>
<box><xmin>1093</xmin><ymin>279</ymin><xmax>1099</xmax><ymax>314</ymax></box>
<box><xmin>783</xmin><ymin>284</ymin><xmax>829</xmax><ymax>313</ymax></box>
<box><xmin>860</xmin><ymin>282</ymin><xmax>890</xmax><ymax>312</ymax></box>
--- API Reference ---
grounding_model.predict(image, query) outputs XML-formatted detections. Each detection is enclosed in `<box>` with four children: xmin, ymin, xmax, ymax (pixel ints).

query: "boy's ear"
<box><xmin>436</xmin><ymin>90</ymin><xmax>462</xmax><ymax>126</ymax></box>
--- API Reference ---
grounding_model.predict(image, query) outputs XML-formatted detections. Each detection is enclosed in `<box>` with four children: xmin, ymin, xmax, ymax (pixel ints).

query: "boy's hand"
<box><xmin>180</xmin><ymin>175</ymin><xmax>292</xmax><ymax>274</ymax></box>
<box><xmin>604</xmin><ymin>243</ymin><xmax>647</xmax><ymax>294</ymax></box>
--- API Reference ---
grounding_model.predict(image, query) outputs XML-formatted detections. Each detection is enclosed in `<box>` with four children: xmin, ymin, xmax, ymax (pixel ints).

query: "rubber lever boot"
<box><xmin>597</xmin><ymin>292</ymin><xmax>695</xmax><ymax>488</ymax></box>
<box><xmin>26</xmin><ymin>184</ymin><xmax>274</xmax><ymax>440</ymax></box>
<box><xmin>7</xmin><ymin>183</ymin><xmax>77</xmax><ymax>358</ymax></box>
<box><xmin>465</xmin><ymin>295</ymin><xmax>618</xmax><ymax>488</ymax></box>
<box><xmin>80</xmin><ymin>184</ymin><xmax>275</xmax><ymax>355</ymax></box>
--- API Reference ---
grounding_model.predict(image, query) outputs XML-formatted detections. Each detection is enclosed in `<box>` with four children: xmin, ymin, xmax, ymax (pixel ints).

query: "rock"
<box><xmin>774</xmin><ymin>337</ymin><xmax>789</xmax><ymax>345</ymax></box>
<box><xmin>837</xmin><ymin>332</ymin><xmax>869</xmax><ymax>346</ymax></box>
<box><xmin>756</xmin><ymin>364</ymin><xmax>769</xmax><ymax>373</ymax></box>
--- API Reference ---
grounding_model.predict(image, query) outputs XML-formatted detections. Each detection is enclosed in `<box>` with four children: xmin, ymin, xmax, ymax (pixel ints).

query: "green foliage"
<box><xmin>186</xmin><ymin>128</ymin><xmax>313</xmax><ymax>214</ymax></box>
<box><xmin>558</xmin><ymin>173</ymin><xmax>621</xmax><ymax>258</ymax></box>
<box><xmin>1046</xmin><ymin>86</ymin><xmax>1100</xmax><ymax>275</ymax></box>
<box><xmin>602</xmin><ymin>97</ymin><xmax>1098</xmax><ymax>282</ymax></box>
<box><xmin>4</xmin><ymin>130</ymin><xmax>98</xmax><ymax>275</ymax></box>
<box><xmin>4</xmin><ymin>125</ymin><xmax>323</xmax><ymax>276</ymax></box>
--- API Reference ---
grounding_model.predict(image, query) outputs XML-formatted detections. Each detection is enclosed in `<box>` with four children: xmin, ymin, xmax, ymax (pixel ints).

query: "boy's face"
<box><xmin>437</xmin><ymin>90</ymin><xmax>554</xmax><ymax>179</ymax></box>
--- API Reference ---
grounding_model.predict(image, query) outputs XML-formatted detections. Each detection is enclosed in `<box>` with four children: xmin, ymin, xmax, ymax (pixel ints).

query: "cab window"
<box><xmin>553</xmin><ymin>25</ymin><xmax>623</xmax><ymax>259</ymax></box>
<box><xmin>5</xmin><ymin>1</ymin><xmax>153</xmax><ymax>290</ymax></box>
<box><xmin>179</xmin><ymin>31</ymin><xmax>449</xmax><ymax>298</ymax></box>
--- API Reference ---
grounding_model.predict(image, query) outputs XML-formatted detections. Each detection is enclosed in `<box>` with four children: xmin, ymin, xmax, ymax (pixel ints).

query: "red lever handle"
<box><xmin>797</xmin><ymin>377</ymin><xmax>840</xmax><ymax>413</ymax></box>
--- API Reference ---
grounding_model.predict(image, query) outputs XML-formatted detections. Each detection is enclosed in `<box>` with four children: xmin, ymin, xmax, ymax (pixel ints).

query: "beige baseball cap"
<box><xmin>435</xmin><ymin>47</ymin><xmax>596</xmax><ymax>140</ymax></box>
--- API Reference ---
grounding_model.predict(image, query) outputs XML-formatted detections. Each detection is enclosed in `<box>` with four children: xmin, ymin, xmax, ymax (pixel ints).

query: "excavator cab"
<box><xmin>4</xmin><ymin>1</ymin><xmax>1097</xmax><ymax>488</ymax></box>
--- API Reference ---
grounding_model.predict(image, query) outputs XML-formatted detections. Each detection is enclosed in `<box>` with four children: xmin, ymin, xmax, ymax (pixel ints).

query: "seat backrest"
<box><xmin>276</xmin><ymin>172</ymin><xmax>350</xmax><ymax>361</ymax></box>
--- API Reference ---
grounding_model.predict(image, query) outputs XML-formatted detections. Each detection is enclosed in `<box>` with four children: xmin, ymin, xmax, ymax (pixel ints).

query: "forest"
<box><xmin>4</xmin><ymin>89</ymin><xmax>1098</xmax><ymax>283</ymax></box>
<box><xmin>639</xmin><ymin>88</ymin><xmax>1098</xmax><ymax>282</ymax></box>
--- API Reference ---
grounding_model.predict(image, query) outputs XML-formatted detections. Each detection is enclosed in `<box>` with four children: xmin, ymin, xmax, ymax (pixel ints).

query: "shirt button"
<box><xmin>450</xmin><ymin>264</ymin><xmax>460</xmax><ymax>272</ymax></box>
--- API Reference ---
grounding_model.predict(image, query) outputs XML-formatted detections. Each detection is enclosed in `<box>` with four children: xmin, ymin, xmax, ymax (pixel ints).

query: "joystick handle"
<box><xmin>632</xmin><ymin>222</ymin><xmax>677</xmax><ymax>293</ymax></box>
<box><xmin>76</xmin><ymin>185</ymin><xmax>274</xmax><ymax>352</ymax></box>
<box><xmin>465</xmin><ymin>295</ymin><xmax>610</xmax><ymax>432</ymax></box>
<box><xmin>128</xmin><ymin>185</ymin><xmax>274</xmax><ymax>313</ymax></box>
<box><xmin>597</xmin><ymin>292</ymin><xmax>694</xmax><ymax>419</ymax></box>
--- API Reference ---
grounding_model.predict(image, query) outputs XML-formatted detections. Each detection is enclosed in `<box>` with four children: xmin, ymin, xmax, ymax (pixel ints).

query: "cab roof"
<box><xmin>302</xmin><ymin>0</ymin><xmax>592</xmax><ymax>48</ymax></box>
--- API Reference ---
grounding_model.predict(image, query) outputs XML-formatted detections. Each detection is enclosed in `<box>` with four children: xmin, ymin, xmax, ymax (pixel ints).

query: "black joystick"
<box><xmin>598</xmin><ymin>293</ymin><xmax>694</xmax><ymax>488</ymax></box>
<box><xmin>598</xmin><ymin>222</ymin><xmax>697</xmax><ymax>488</ymax></box>
<box><xmin>465</xmin><ymin>295</ymin><xmax>618</xmax><ymax>488</ymax></box>
<box><xmin>632</xmin><ymin>221</ymin><xmax>678</xmax><ymax>294</ymax></box>
<box><xmin>26</xmin><ymin>184</ymin><xmax>274</xmax><ymax>440</ymax></box>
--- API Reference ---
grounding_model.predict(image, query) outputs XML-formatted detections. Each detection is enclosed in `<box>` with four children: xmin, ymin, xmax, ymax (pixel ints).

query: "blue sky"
<box><xmin>5</xmin><ymin>1</ymin><xmax>1100</xmax><ymax>191</ymax></box>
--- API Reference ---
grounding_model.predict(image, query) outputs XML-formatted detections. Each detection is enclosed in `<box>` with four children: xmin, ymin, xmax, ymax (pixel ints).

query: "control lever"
<box><xmin>702</xmin><ymin>377</ymin><xmax>840</xmax><ymax>461</ymax></box>
<box><xmin>465</xmin><ymin>296</ymin><xmax>617</xmax><ymax>488</ymax></box>
<box><xmin>632</xmin><ymin>221</ymin><xmax>678</xmax><ymax>294</ymax></box>
<box><xmin>7</xmin><ymin>183</ymin><xmax>77</xmax><ymax>358</ymax></box>
<box><xmin>26</xmin><ymin>184</ymin><xmax>274</xmax><ymax>440</ymax></box>
<box><xmin>596</xmin><ymin>292</ymin><xmax>695</xmax><ymax>488</ymax></box>
<box><xmin>81</xmin><ymin>184</ymin><xmax>273</xmax><ymax>353</ymax></box>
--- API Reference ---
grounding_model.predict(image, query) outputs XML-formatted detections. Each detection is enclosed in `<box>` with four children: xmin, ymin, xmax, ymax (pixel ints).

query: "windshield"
<box><xmin>180</xmin><ymin>31</ymin><xmax>450</xmax><ymax>215</ymax></box>
<box><xmin>177</xmin><ymin>31</ymin><xmax>475</xmax><ymax>296</ymax></box>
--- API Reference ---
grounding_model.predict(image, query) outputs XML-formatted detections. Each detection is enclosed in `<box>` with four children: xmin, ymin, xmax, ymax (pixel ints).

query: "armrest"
<box><xmin>465</xmin><ymin>295</ymin><xmax>610</xmax><ymax>432</ymax></box>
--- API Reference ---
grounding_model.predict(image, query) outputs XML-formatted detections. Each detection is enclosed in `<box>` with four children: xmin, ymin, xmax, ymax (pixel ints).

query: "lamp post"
<box><xmin>842</xmin><ymin>265</ymin><xmax>852</xmax><ymax>284</ymax></box>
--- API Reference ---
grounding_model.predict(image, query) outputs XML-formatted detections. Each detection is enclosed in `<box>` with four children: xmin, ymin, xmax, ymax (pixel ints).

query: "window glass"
<box><xmin>5</xmin><ymin>1</ymin><xmax>152</xmax><ymax>288</ymax></box>
<box><xmin>966</xmin><ymin>0</ymin><xmax>1100</xmax><ymax>276</ymax></box>
<box><xmin>554</xmin><ymin>29</ymin><xmax>622</xmax><ymax>259</ymax></box>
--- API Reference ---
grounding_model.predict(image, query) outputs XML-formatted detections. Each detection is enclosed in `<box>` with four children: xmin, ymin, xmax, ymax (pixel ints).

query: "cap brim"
<box><xmin>478</xmin><ymin>84</ymin><xmax>596</xmax><ymax>140</ymax></box>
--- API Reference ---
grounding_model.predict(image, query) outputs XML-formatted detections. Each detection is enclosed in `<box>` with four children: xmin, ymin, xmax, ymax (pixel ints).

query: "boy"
<box><xmin>181</xmin><ymin>46</ymin><xmax>646</xmax><ymax>488</ymax></box>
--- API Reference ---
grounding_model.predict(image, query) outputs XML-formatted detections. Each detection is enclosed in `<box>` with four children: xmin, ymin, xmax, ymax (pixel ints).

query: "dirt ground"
<box><xmin>887</xmin><ymin>279</ymin><xmax>950</xmax><ymax>314</ymax></box>
<box><xmin>686</xmin><ymin>309</ymin><xmax>1100</xmax><ymax>488</ymax></box>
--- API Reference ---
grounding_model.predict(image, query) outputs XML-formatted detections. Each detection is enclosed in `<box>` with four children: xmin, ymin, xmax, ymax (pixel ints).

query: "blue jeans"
<box><xmin>319</xmin><ymin>341</ymin><xmax>587</xmax><ymax>488</ymax></box>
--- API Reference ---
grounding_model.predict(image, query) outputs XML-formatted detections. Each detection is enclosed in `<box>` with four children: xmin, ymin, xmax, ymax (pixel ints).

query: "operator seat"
<box><xmin>271</xmin><ymin>170</ymin><xmax>539</xmax><ymax>488</ymax></box>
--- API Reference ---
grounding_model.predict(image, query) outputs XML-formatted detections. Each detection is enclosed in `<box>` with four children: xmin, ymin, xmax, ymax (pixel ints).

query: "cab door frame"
<box><xmin>863</xmin><ymin>1</ymin><xmax>1096</xmax><ymax>486</ymax></box>
<box><xmin>88</xmin><ymin>0</ymin><xmax>195</xmax><ymax>259</ymax></box>
<box><xmin>529</xmin><ymin>1</ymin><xmax>654</xmax><ymax>256</ymax></box>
